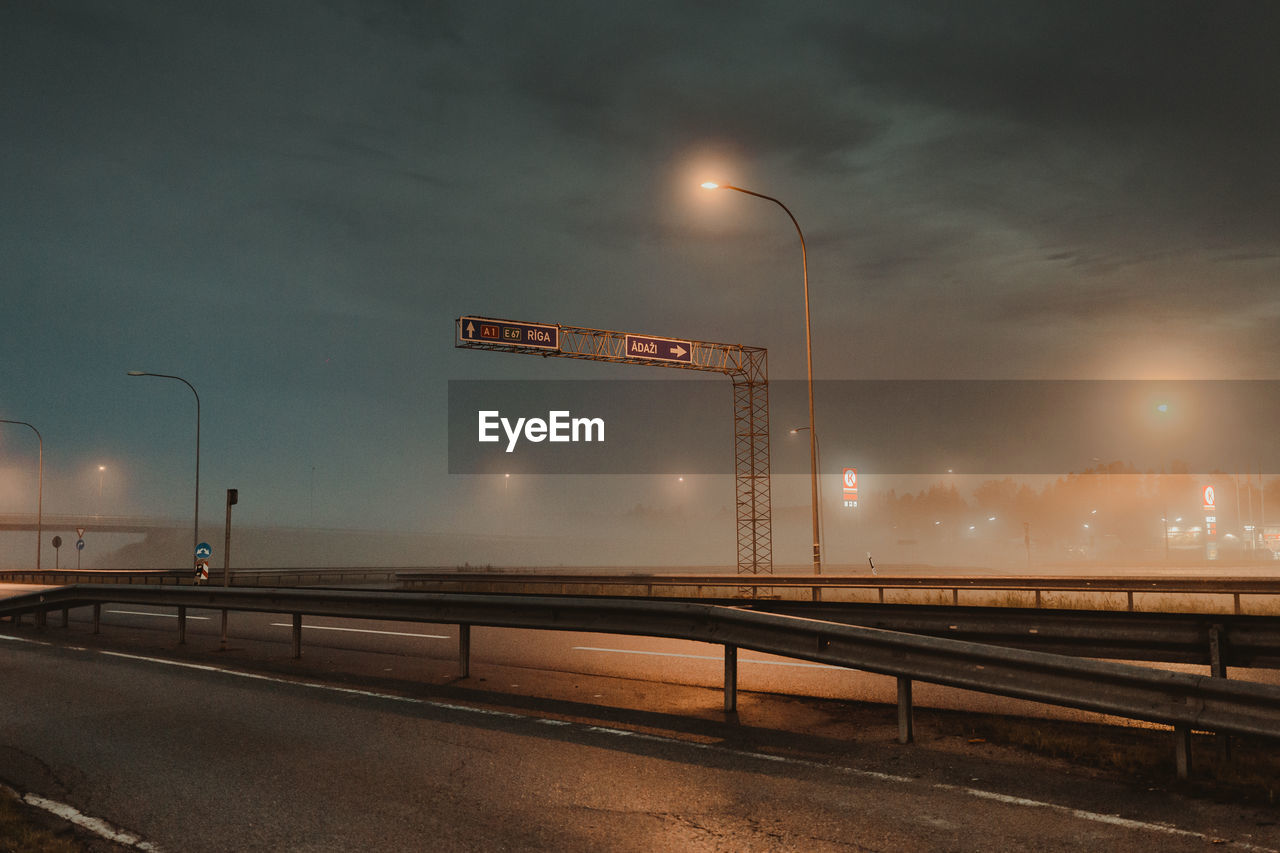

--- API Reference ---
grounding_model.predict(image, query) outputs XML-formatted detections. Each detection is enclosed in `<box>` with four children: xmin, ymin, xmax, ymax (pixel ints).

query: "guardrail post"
<box><xmin>1035</xmin><ymin>590</ymin><xmax>1042</xmax><ymax>609</ymax></box>
<box><xmin>951</xmin><ymin>589</ymin><xmax>959</xmax><ymax>606</ymax></box>
<box><xmin>459</xmin><ymin>624</ymin><xmax>471</xmax><ymax>678</ymax></box>
<box><xmin>1175</xmin><ymin>725</ymin><xmax>1192</xmax><ymax>780</ymax></box>
<box><xmin>92</xmin><ymin>603</ymin><xmax>101</xmax><ymax>634</ymax></box>
<box><xmin>292</xmin><ymin>613</ymin><xmax>302</xmax><ymax>659</ymax></box>
<box><xmin>724</xmin><ymin>644</ymin><xmax>738</xmax><ymax>713</ymax></box>
<box><xmin>35</xmin><ymin>609</ymin><xmax>46</xmax><ymax>630</ymax></box>
<box><xmin>1233</xmin><ymin>593</ymin><xmax>1241</xmax><ymax>616</ymax></box>
<box><xmin>1209</xmin><ymin>625</ymin><xmax>1231</xmax><ymax>761</ymax></box>
<box><xmin>1208</xmin><ymin>625</ymin><xmax>1227</xmax><ymax>680</ymax></box>
<box><xmin>897</xmin><ymin>677</ymin><xmax>914</xmax><ymax>744</ymax></box>
<box><xmin>1127</xmin><ymin>591</ymin><xmax>1134</xmax><ymax>612</ymax></box>
<box><xmin>177</xmin><ymin>606</ymin><xmax>186</xmax><ymax>645</ymax></box>
<box><xmin>61</xmin><ymin>607</ymin><xmax>69</xmax><ymax>628</ymax></box>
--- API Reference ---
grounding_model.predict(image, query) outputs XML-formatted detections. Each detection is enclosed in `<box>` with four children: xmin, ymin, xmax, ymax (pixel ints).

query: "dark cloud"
<box><xmin>1</xmin><ymin>0</ymin><xmax>1277</xmax><ymax>551</ymax></box>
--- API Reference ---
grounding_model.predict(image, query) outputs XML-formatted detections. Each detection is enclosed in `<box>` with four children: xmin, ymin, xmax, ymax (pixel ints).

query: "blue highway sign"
<box><xmin>624</xmin><ymin>334</ymin><xmax>692</xmax><ymax>364</ymax></box>
<box><xmin>195</xmin><ymin>542</ymin><xmax>212</xmax><ymax>559</ymax></box>
<box><xmin>459</xmin><ymin>316</ymin><xmax>559</xmax><ymax>350</ymax></box>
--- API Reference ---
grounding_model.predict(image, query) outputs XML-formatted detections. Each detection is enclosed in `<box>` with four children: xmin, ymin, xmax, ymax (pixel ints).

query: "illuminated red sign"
<box><xmin>843</xmin><ymin>467</ymin><xmax>858</xmax><ymax>508</ymax></box>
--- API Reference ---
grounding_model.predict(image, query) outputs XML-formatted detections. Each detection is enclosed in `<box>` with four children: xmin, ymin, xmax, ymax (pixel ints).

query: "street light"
<box><xmin>0</xmin><ymin>419</ymin><xmax>42</xmax><ymax>571</ymax></box>
<box><xmin>128</xmin><ymin>371</ymin><xmax>200</xmax><ymax>568</ymax></box>
<box><xmin>705</xmin><ymin>181</ymin><xmax>821</xmax><ymax>574</ymax></box>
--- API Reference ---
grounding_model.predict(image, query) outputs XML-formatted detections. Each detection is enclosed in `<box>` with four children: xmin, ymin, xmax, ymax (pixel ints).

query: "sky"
<box><xmin>2</xmin><ymin>2</ymin><xmax>1278</xmax><ymax>567</ymax></box>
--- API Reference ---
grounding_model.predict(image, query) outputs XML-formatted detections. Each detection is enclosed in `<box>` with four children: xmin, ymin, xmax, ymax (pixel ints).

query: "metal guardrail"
<box><xmin>396</xmin><ymin>571</ymin><xmax>1280</xmax><ymax>613</ymax></box>
<box><xmin>3</xmin><ymin>584</ymin><xmax>1279</xmax><ymax>780</ymax></box>
<box><xmin>7</xmin><ymin>568</ymin><xmax>1280</xmax><ymax>614</ymax></box>
<box><xmin>0</xmin><ymin>568</ymin><xmax>406</xmax><ymax>587</ymax></box>
<box><xmin>739</xmin><ymin>601</ymin><xmax>1280</xmax><ymax>670</ymax></box>
<box><xmin>0</xmin><ymin>569</ymin><xmax>189</xmax><ymax>585</ymax></box>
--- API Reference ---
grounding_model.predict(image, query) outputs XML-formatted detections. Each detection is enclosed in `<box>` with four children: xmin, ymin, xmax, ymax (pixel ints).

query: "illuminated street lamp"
<box><xmin>0</xmin><ymin>419</ymin><xmax>42</xmax><ymax>571</ymax></box>
<box><xmin>705</xmin><ymin>181</ymin><xmax>821</xmax><ymax>575</ymax></box>
<box><xmin>128</xmin><ymin>371</ymin><xmax>201</xmax><ymax>567</ymax></box>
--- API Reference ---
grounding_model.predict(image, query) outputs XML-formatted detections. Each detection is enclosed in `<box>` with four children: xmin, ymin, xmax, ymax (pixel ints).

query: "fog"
<box><xmin>5</xmin><ymin>466</ymin><xmax>1275</xmax><ymax>573</ymax></box>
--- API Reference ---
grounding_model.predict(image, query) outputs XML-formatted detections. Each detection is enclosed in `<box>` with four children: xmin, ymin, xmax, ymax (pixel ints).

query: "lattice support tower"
<box><xmin>457</xmin><ymin>316</ymin><xmax>771</xmax><ymax>574</ymax></box>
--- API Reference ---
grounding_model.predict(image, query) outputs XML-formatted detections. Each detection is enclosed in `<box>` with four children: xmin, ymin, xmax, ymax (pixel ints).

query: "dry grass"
<box><xmin>933</xmin><ymin>712</ymin><xmax>1280</xmax><ymax>805</ymax></box>
<box><xmin>0</xmin><ymin>788</ymin><xmax>82</xmax><ymax>853</ymax></box>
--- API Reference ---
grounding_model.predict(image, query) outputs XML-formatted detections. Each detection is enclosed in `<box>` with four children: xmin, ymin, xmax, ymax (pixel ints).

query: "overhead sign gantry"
<box><xmin>457</xmin><ymin>315</ymin><xmax>771</xmax><ymax>574</ymax></box>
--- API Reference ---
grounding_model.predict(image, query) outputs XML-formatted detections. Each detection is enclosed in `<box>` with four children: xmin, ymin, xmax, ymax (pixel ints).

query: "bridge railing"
<box><xmin>3</xmin><ymin>584</ymin><xmax>1280</xmax><ymax>781</ymax></box>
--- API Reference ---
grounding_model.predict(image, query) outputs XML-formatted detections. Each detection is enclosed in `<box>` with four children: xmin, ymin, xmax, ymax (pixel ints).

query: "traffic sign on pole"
<box><xmin>624</xmin><ymin>334</ymin><xmax>692</xmax><ymax>364</ymax></box>
<box><xmin>458</xmin><ymin>316</ymin><xmax>559</xmax><ymax>350</ymax></box>
<box><xmin>842</xmin><ymin>467</ymin><xmax>858</xmax><ymax>508</ymax></box>
<box><xmin>195</xmin><ymin>542</ymin><xmax>212</xmax><ymax>560</ymax></box>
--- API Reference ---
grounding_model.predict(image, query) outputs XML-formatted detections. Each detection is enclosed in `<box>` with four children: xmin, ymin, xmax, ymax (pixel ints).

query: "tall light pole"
<box><xmin>704</xmin><ymin>181</ymin><xmax>821</xmax><ymax>574</ymax></box>
<box><xmin>128</xmin><ymin>371</ymin><xmax>200</xmax><ymax>568</ymax></box>
<box><xmin>0</xmin><ymin>419</ymin><xmax>42</xmax><ymax>571</ymax></box>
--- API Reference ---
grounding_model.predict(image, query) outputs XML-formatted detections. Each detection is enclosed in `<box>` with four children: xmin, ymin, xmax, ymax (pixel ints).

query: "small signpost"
<box><xmin>195</xmin><ymin>542</ymin><xmax>212</xmax><ymax>584</ymax></box>
<box><xmin>52</xmin><ymin>535</ymin><xmax>62</xmax><ymax>570</ymax></box>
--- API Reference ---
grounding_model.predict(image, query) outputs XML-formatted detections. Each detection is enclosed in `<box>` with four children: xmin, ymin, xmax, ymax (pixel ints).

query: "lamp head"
<box><xmin>700</xmin><ymin>182</ymin><xmax>720</xmax><ymax>190</ymax></box>
<box><xmin>127</xmin><ymin>370</ymin><xmax>145</xmax><ymax>376</ymax></box>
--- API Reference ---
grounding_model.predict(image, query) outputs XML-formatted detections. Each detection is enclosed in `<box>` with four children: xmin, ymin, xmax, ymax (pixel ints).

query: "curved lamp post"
<box><xmin>128</xmin><ymin>371</ymin><xmax>200</xmax><ymax>567</ymax></box>
<box><xmin>704</xmin><ymin>182</ymin><xmax>821</xmax><ymax>574</ymax></box>
<box><xmin>0</xmin><ymin>419</ymin><xmax>42</xmax><ymax>571</ymax></box>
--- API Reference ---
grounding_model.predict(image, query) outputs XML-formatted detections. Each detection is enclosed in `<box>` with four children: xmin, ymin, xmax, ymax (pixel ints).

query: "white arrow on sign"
<box><xmin>465</xmin><ymin>321</ymin><xmax>475</xmax><ymax>337</ymax></box>
<box><xmin>671</xmin><ymin>345</ymin><xmax>687</xmax><ymax>358</ymax></box>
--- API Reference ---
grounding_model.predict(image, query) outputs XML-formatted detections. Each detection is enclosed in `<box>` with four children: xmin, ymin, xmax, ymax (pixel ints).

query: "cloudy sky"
<box><xmin>2</xmin><ymin>2</ymin><xmax>1278</xmax><ymax>562</ymax></box>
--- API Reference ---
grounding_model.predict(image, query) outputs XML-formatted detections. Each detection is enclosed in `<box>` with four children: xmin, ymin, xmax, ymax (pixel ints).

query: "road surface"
<box><xmin>2</xmin><ymin>605</ymin><xmax>1278</xmax><ymax>851</ymax></box>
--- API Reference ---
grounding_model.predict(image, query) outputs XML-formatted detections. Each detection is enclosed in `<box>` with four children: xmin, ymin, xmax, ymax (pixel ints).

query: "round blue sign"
<box><xmin>76</xmin><ymin>538</ymin><xmax>85</xmax><ymax>550</ymax></box>
<box><xmin>195</xmin><ymin>542</ymin><xmax>212</xmax><ymax>559</ymax></box>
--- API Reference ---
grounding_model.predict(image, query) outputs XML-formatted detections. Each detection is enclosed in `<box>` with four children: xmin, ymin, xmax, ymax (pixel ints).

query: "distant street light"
<box><xmin>0</xmin><ymin>419</ymin><xmax>42</xmax><ymax>571</ymax></box>
<box><xmin>705</xmin><ymin>181</ymin><xmax>821</xmax><ymax>575</ymax></box>
<box><xmin>128</xmin><ymin>371</ymin><xmax>201</xmax><ymax>568</ymax></box>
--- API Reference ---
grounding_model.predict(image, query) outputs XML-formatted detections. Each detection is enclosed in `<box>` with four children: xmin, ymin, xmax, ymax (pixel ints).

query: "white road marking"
<box><xmin>1</xmin><ymin>632</ymin><xmax>1274</xmax><ymax>852</ymax></box>
<box><xmin>108</xmin><ymin>610</ymin><xmax>211</xmax><ymax>620</ymax></box>
<box><xmin>269</xmin><ymin>623</ymin><xmax>450</xmax><ymax>639</ymax></box>
<box><xmin>0</xmin><ymin>782</ymin><xmax>162</xmax><ymax>851</ymax></box>
<box><xmin>574</xmin><ymin>645</ymin><xmax>841</xmax><ymax>669</ymax></box>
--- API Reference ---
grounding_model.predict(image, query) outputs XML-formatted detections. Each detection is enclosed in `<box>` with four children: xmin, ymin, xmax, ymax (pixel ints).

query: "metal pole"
<box><xmin>221</xmin><ymin>489</ymin><xmax>236</xmax><ymax>650</ymax></box>
<box><xmin>897</xmin><ymin>677</ymin><xmax>914</xmax><ymax>744</ymax></box>
<box><xmin>459</xmin><ymin>624</ymin><xmax>471</xmax><ymax>678</ymax></box>
<box><xmin>0</xmin><ymin>420</ymin><xmax>42</xmax><ymax>571</ymax></box>
<box><xmin>717</xmin><ymin>185</ymin><xmax>821</xmax><ymax>575</ymax></box>
<box><xmin>724</xmin><ymin>644</ymin><xmax>738</xmax><ymax>713</ymax></box>
<box><xmin>127</xmin><ymin>373</ymin><xmax>200</xmax><ymax>569</ymax></box>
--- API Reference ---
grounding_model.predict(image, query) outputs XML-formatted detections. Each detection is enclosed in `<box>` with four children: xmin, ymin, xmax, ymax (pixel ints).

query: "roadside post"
<box><xmin>221</xmin><ymin>488</ymin><xmax>237</xmax><ymax>650</ymax></box>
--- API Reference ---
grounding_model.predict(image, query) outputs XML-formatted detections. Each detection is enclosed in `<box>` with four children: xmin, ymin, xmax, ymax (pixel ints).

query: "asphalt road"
<box><xmin>3</xmin><ymin>605</ymin><xmax>1279</xmax><ymax>851</ymax></box>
